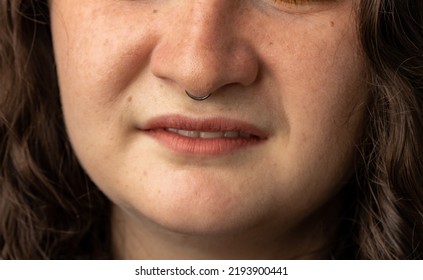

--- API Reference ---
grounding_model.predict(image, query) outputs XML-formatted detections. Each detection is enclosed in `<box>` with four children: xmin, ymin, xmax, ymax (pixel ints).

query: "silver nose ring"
<box><xmin>185</xmin><ymin>90</ymin><xmax>212</xmax><ymax>101</ymax></box>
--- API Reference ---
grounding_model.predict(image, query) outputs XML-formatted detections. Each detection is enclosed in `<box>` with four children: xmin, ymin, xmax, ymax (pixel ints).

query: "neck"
<box><xmin>111</xmin><ymin>201</ymin><xmax>340</xmax><ymax>260</ymax></box>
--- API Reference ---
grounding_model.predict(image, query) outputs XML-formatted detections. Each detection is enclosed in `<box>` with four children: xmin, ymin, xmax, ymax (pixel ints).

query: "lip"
<box><xmin>140</xmin><ymin>115</ymin><xmax>268</xmax><ymax>155</ymax></box>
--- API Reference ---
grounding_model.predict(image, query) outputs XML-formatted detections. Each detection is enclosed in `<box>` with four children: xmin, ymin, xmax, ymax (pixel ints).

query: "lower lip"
<box><xmin>144</xmin><ymin>129</ymin><xmax>263</xmax><ymax>156</ymax></box>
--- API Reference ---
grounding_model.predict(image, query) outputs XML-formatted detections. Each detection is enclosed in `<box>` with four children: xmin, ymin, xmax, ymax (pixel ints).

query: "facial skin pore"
<box><xmin>50</xmin><ymin>0</ymin><xmax>367</xmax><ymax>259</ymax></box>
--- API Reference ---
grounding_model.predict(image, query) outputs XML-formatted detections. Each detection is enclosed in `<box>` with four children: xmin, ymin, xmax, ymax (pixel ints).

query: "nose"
<box><xmin>150</xmin><ymin>1</ymin><xmax>259</xmax><ymax>97</ymax></box>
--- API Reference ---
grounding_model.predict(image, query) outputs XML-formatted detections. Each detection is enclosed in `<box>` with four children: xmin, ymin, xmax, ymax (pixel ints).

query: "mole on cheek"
<box><xmin>330</xmin><ymin>21</ymin><xmax>335</xmax><ymax>27</ymax></box>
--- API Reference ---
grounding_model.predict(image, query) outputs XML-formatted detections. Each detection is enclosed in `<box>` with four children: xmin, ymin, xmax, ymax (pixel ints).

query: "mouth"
<box><xmin>164</xmin><ymin>128</ymin><xmax>256</xmax><ymax>139</ymax></box>
<box><xmin>141</xmin><ymin>115</ymin><xmax>267</xmax><ymax>155</ymax></box>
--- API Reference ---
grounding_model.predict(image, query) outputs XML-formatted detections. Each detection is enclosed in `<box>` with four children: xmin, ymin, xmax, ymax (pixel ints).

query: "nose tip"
<box><xmin>150</xmin><ymin>5</ymin><xmax>259</xmax><ymax>97</ymax></box>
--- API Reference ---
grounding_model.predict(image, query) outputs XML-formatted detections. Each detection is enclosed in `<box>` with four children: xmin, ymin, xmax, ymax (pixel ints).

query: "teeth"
<box><xmin>200</xmin><ymin>132</ymin><xmax>224</xmax><ymax>139</ymax></box>
<box><xmin>179</xmin><ymin>130</ymin><xmax>200</xmax><ymax>138</ymax></box>
<box><xmin>165</xmin><ymin>128</ymin><xmax>252</xmax><ymax>139</ymax></box>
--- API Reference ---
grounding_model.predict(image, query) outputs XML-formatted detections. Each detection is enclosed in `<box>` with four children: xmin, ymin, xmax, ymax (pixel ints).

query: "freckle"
<box><xmin>153</xmin><ymin>9</ymin><xmax>158</xmax><ymax>14</ymax></box>
<box><xmin>268</xmin><ymin>41</ymin><xmax>273</xmax><ymax>46</ymax></box>
<box><xmin>127</xmin><ymin>96</ymin><xmax>133</xmax><ymax>103</ymax></box>
<box><xmin>330</xmin><ymin>21</ymin><xmax>335</xmax><ymax>27</ymax></box>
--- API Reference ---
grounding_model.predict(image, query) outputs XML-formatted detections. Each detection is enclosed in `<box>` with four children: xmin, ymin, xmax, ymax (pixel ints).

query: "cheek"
<box><xmin>261</xmin><ymin>15</ymin><xmax>368</xmax><ymax>193</ymax></box>
<box><xmin>51</xmin><ymin>3</ymin><xmax>159</xmax><ymax>109</ymax></box>
<box><xmin>266</xmin><ymin>17</ymin><xmax>367</xmax><ymax>136</ymax></box>
<box><xmin>51</xmin><ymin>4</ymin><xmax>161</xmax><ymax>160</ymax></box>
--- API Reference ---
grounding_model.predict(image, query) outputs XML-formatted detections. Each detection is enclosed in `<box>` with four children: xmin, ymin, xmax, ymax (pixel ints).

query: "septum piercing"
<box><xmin>185</xmin><ymin>90</ymin><xmax>212</xmax><ymax>101</ymax></box>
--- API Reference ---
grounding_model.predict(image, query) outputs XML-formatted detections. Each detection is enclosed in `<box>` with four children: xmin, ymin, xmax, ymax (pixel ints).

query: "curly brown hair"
<box><xmin>353</xmin><ymin>0</ymin><xmax>423</xmax><ymax>259</ymax></box>
<box><xmin>0</xmin><ymin>0</ymin><xmax>110</xmax><ymax>259</ymax></box>
<box><xmin>1</xmin><ymin>0</ymin><xmax>422</xmax><ymax>259</ymax></box>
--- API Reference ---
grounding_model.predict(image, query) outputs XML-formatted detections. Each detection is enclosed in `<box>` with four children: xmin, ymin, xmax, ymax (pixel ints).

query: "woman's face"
<box><xmin>51</xmin><ymin>1</ymin><xmax>367</xmax><ymax>237</ymax></box>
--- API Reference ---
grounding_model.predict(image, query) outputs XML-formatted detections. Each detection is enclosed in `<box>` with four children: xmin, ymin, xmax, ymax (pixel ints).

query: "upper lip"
<box><xmin>141</xmin><ymin>115</ymin><xmax>268</xmax><ymax>139</ymax></box>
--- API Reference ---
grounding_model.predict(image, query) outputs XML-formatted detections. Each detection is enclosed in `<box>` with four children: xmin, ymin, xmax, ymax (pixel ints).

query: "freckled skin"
<box><xmin>50</xmin><ymin>0</ymin><xmax>368</xmax><ymax>258</ymax></box>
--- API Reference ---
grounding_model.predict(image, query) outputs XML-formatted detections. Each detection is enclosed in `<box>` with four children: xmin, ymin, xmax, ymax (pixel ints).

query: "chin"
<box><xmin>115</xmin><ymin>177</ymin><xmax>270</xmax><ymax>236</ymax></box>
<box><xmin>167</xmin><ymin>203</ymin><xmax>262</xmax><ymax>235</ymax></box>
<box><xmin>142</xmin><ymin>207</ymin><xmax>265</xmax><ymax>237</ymax></box>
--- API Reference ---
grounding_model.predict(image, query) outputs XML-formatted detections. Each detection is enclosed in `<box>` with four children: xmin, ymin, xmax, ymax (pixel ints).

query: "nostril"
<box><xmin>150</xmin><ymin>41</ymin><xmax>259</xmax><ymax>95</ymax></box>
<box><xmin>149</xmin><ymin>8</ymin><xmax>259</xmax><ymax>97</ymax></box>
